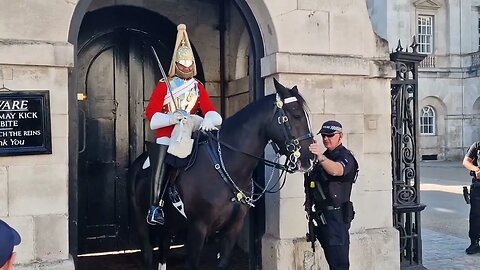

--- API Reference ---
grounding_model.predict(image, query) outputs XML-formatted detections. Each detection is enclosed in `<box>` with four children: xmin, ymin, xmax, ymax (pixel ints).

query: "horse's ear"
<box><xmin>273</xmin><ymin>77</ymin><xmax>281</xmax><ymax>89</ymax></box>
<box><xmin>292</xmin><ymin>85</ymin><xmax>299</xmax><ymax>95</ymax></box>
<box><xmin>273</xmin><ymin>78</ymin><xmax>288</xmax><ymax>98</ymax></box>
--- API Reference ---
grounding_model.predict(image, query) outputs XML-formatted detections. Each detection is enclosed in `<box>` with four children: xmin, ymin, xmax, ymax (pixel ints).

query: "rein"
<box><xmin>204</xmin><ymin>131</ymin><xmax>293</xmax><ymax>173</ymax></box>
<box><xmin>205</xmin><ymin>94</ymin><xmax>314</xmax><ymax>207</ymax></box>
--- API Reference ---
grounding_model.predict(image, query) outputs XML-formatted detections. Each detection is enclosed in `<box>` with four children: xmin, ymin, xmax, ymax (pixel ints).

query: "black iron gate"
<box><xmin>390</xmin><ymin>39</ymin><xmax>427</xmax><ymax>269</ymax></box>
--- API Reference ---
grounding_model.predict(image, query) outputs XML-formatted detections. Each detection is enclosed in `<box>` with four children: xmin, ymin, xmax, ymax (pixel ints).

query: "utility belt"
<box><xmin>324</xmin><ymin>205</ymin><xmax>341</xmax><ymax>211</ymax></box>
<box><xmin>320</xmin><ymin>201</ymin><xmax>355</xmax><ymax>223</ymax></box>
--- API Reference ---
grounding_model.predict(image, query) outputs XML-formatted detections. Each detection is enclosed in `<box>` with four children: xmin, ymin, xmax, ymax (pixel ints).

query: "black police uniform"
<box><xmin>311</xmin><ymin>144</ymin><xmax>358</xmax><ymax>270</ymax></box>
<box><xmin>465</xmin><ymin>141</ymin><xmax>480</xmax><ymax>248</ymax></box>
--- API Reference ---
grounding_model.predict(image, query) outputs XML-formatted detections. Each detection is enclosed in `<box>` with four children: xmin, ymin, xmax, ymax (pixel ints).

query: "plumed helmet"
<box><xmin>168</xmin><ymin>24</ymin><xmax>197</xmax><ymax>77</ymax></box>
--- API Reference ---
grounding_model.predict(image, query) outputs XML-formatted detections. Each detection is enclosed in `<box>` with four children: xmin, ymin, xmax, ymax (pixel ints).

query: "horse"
<box><xmin>128</xmin><ymin>78</ymin><xmax>316</xmax><ymax>270</ymax></box>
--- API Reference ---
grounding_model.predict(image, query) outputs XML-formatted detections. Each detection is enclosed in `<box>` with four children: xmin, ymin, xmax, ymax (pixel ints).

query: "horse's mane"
<box><xmin>223</xmin><ymin>90</ymin><xmax>308</xmax><ymax>127</ymax></box>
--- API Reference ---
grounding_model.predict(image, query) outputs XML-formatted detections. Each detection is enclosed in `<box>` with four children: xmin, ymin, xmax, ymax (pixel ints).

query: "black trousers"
<box><xmin>315</xmin><ymin>209</ymin><xmax>350</xmax><ymax>270</ymax></box>
<box><xmin>470</xmin><ymin>181</ymin><xmax>480</xmax><ymax>241</ymax></box>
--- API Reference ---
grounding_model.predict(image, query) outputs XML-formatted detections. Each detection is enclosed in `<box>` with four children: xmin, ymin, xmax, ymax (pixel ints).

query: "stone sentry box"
<box><xmin>0</xmin><ymin>90</ymin><xmax>52</xmax><ymax>156</ymax></box>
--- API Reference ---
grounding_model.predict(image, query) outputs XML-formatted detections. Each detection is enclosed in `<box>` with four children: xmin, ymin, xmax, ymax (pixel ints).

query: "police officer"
<box><xmin>0</xmin><ymin>219</ymin><xmax>21</xmax><ymax>270</ymax></box>
<box><xmin>308</xmin><ymin>120</ymin><xmax>358</xmax><ymax>270</ymax></box>
<box><xmin>462</xmin><ymin>141</ymin><xmax>480</xmax><ymax>254</ymax></box>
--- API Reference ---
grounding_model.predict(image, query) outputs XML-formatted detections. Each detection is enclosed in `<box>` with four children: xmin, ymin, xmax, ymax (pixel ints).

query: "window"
<box><xmin>420</xmin><ymin>106</ymin><xmax>435</xmax><ymax>135</ymax></box>
<box><xmin>417</xmin><ymin>15</ymin><xmax>434</xmax><ymax>54</ymax></box>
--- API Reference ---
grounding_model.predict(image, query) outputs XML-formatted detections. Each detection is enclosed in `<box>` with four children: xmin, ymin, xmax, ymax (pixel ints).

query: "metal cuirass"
<box><xmin>164</xmin><ymin>77</ymin><xmax>199</xmax><ymax>113</ymax></box>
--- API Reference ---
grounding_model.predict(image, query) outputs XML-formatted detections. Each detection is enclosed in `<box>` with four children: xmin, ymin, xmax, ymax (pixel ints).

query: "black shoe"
<box><xmin>466</xmin><ymin>243</ymin><xmax>480</xmax><ymax>254</ymax></box>
<box><xmin>146</xmin><ymin>206</ymin><xmax>165</xmax><ymax>225</ymax></box>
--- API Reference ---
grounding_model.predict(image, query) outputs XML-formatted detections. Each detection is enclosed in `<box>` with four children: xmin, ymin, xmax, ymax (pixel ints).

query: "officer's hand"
<box><xmin>475</xmin><ymin>170</ymin><xmax>480</xmax><ymax>179</ymax></box>
<box><xmin>309</xmin><ymin>143</ymin><xmax>322</xmax><ymax>157</ymax></box>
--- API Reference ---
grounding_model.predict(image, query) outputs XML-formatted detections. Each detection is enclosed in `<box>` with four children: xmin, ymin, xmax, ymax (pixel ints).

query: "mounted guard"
<box><xmin>130</xmin><ymin>77</ymin><xmax>315</xmax><ymax>269</ymax></box>
<box><xmin>144</xmin><ymin>23</ymin><xmax>222</xmax><ymax>226</ymax></box>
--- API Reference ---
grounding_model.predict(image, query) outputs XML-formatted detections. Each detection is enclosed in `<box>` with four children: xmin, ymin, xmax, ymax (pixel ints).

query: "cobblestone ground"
<box><xmin>423</xmin><ymin>229</ymin><xmax>480</xmax><ymax>270</ymax></box>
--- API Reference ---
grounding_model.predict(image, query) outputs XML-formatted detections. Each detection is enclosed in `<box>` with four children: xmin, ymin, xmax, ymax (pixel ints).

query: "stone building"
<box><xmin>0</xmin><ymin>0</ymin><xmax>398</xmax><ymax>269</ymax></box>
<box><xmin>369</xmin><ymin>0</ymin><xmax>480</xmax><ymax>160</ymax></box>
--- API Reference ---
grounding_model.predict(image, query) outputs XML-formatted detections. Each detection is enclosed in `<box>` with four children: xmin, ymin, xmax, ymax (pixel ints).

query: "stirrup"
<box><xmin>146</xmin><ymin>206</ymin><xmax>165</xmax><ymax>225</ymax></box>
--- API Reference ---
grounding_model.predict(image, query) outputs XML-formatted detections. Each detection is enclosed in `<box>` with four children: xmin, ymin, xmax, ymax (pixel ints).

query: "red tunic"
<box><xmin>145</xmin><ymin>79</ymin><xmax>217</xmax><ymax>138</ymax></box>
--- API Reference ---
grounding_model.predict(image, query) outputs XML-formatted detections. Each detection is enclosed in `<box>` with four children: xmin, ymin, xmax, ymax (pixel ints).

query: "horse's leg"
<box><xmin>157</xmin><ymin>228</ymin><xmax>171</xmax><ymax>270</ymax></box>
<box><xmin>130</xmin><ymin>154</ymin><xmax>157</xmax><ymax>270</ymax></box>
<box><xmin>132</xmin><ymin>189</ymin><xmax>155</xmax><ymax>270</ymax></box>
<box><xmin>185</xmin><ymin>221</ymin><xmax>208</xmax><ymax>270</ymax></box>
<box><xmin>216</xmin><ymin>206</ymin><xmax>248</xmax><ymax>270</ymax></box>
<box><xmin>135</xmin><ymin>217</ymin><xmax>155</xmax><ymax>270</ymax></box>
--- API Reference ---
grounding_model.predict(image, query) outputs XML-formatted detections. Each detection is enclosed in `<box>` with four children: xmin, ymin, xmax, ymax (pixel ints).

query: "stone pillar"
<box><xmin>253</xmin><ymin>0</ymin><xmax>400</xmax><ymax>268</ymax></box>
<box><xmin>0</xmin><ymin>1</ymin><xmax>76</xmax><ymax>269</ymax></box>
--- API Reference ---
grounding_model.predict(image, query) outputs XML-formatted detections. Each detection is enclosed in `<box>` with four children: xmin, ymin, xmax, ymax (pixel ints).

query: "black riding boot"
<box><xmin>146</xmin><ymin>142</ymin><xmax>169</xmax><ymax>226</ymax></box>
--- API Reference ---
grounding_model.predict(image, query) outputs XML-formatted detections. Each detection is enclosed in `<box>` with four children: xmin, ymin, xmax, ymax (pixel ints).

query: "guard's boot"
<box><xmin>146</xmin><ymin>142</ymin><xmax>169</xmax><ymax>225</ymax></box>
<box><xmin>466</xmin><ymin>239</ymin><xmax>480</xmax><ymax>254</ymax></box>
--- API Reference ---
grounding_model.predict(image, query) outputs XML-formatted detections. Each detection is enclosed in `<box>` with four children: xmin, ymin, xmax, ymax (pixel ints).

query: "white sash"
<box><xmin>163</xmin><ymin>78</ymin><xmax>196</xmax><ymax>106</ymax></box>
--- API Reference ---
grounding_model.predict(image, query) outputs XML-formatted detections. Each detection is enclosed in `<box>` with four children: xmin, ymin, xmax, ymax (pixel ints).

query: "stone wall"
<box><xmin>0</xmin><ymin>1</ymin><xmax>75</xmax><ymax>268</ymax></box>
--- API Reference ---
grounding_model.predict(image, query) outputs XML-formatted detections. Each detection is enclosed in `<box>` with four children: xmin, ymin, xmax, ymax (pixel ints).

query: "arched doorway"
<box><xmin>75</xmin><ymin>7</ymin><xmax>188</xmax><ymax>254</ymax></box>
<box><xmin>68</xmin><ymin>1</ymin><xmax>265</xmax><ymax>269</ymax></box>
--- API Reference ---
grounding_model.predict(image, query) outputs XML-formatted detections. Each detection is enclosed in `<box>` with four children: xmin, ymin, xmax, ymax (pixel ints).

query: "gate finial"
<box><xmin>410</xmin><ymin>36</ymin><xmax>419</xmax><ymax>53</ymax></box>
<box><xmin>395</xmin><ymin>39</ymin><xmax>404</xmax><ymax>52</ymax></box>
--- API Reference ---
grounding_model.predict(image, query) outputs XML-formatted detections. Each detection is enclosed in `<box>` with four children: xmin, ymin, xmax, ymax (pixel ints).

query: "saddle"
<box><xmin>164</xmin><ymin>130</ymin><xmax>208</xmax><ymax>171</ymax></box>
<box><xmin>162</xmin><ymin>131</ymin><xmax>210</xmax><ymax>219</ymax></box>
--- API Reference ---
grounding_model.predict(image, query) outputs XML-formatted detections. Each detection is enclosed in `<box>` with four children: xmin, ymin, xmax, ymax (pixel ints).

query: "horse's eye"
<box><xmin>289</xmin><ymin>107</ymin><xmax>302</xmax><ymax>119</ymax></box>
<box><xmin>290</xmin><ymin>111</ymin><xmax>302</xmax><ymax>119</ymax></box>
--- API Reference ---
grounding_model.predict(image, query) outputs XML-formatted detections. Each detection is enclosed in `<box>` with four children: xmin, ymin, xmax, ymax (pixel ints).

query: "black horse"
<box><xmin>129</xmin><ymin>79</ymin><xmax>316</xmax><ymax>270</ymax></box>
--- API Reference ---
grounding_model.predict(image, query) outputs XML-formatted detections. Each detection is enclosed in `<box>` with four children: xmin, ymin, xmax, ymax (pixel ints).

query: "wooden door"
<box><xmin>76</xmin><ymin>29</ymin><xmax>170</xmax><ymax>253</ymax></box>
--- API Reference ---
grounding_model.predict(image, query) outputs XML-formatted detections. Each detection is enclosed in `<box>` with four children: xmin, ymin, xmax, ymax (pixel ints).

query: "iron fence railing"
<box><xmin>390</xmin><ymin>38</ymin><xmax>427</xmax><ymax>270</ymax></box>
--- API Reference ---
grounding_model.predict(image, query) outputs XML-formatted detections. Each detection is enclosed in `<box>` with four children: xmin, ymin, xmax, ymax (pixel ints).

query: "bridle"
<box><xmin>207</xmin><ymin>94</ymin><xmax>314</xmax><ymax>173</ymax></box>
<box><xmin>271</xmin><ymin>94</ymin><xmax>314</xmax><ymax>172</ymax></box>
<box><xmin>205</xmin><ymin>93</ymin><xmax>314</xmax><ymax>206</ymax></box>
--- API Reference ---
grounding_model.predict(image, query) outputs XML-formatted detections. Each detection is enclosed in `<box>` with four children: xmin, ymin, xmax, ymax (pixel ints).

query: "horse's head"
<box><xmin>266</xmin><ymin>78</ymin><xmax>316</xmax><ymax>172</ymax></box>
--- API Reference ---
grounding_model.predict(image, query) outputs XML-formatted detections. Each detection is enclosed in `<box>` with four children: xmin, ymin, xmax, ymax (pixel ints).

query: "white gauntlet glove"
<box><xmin>170</xmin><ymin>110</ymin><xmax>187</xmax><ymax>125</ymax></box>
<box><xmin>200</xmin><ymin>111</ymin><xmax>222</xmax><ymax>131</ymax></box>
<box><xmin>199</xmin><ymin>118</ymin><xmax>217</xmax><ymax>131</ymax></box>
<box><xmin>150</xmin><ymin>110</ymin><xmax>188</xmax><ymax>130</ymax></box>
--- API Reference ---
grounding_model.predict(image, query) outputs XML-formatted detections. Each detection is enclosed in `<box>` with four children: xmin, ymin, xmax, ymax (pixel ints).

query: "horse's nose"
<box><xmin>297</xmin><ymin>158</ymin><xmax>315</xmax><ymax>172</ymax></box>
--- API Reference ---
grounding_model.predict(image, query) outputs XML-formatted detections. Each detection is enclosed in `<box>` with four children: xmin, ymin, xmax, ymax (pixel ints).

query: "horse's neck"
<box><xmin>218</xmin><ymin>104</ymin><xmax>271</xmax><ymax>186</ymax></box>
<box><xmin>221</xmin><ymin>100</ymin><xmax>271</xmax><ymax>156</ymax></box>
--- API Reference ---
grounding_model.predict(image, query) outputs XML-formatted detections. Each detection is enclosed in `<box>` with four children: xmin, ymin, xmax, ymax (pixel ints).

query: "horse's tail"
<box><xmin>128</xmin><ymin>152</ymin><xmax>160</xmax><ymax>269</ymax></box>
